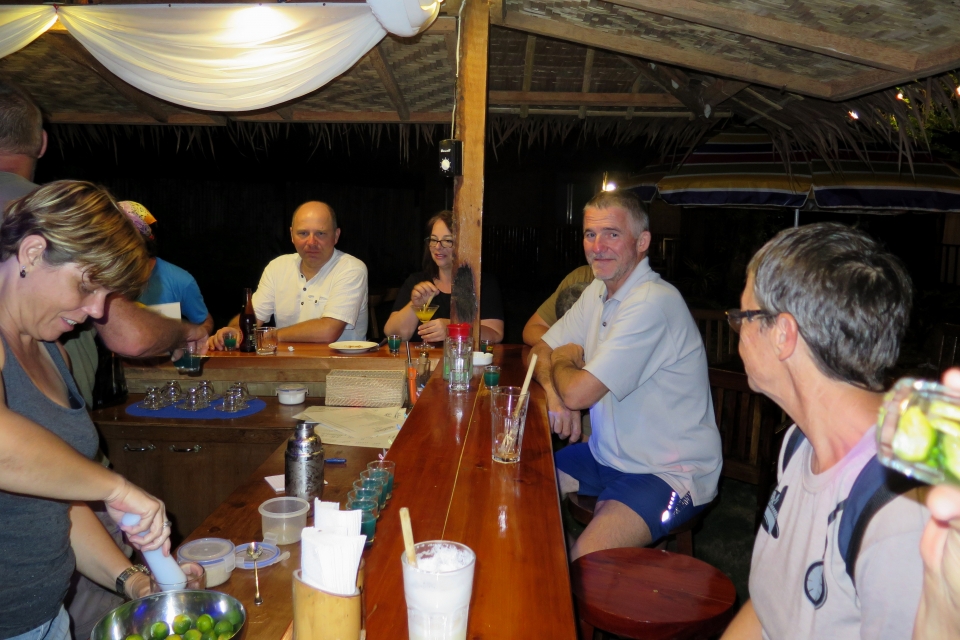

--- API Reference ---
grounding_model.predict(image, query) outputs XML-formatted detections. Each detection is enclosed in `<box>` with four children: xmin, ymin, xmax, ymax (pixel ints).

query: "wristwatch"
<box><xmin>115</xmin><ymin>564</ymin><xmax>151</xmax><ymax>598</ymax></box>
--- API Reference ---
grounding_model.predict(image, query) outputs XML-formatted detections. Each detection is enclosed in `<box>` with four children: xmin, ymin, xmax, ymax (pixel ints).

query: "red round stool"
<box><xmin>571</xmin><ymin>548</ymin><xmax>737</xmax><ymax>640</ymax></box>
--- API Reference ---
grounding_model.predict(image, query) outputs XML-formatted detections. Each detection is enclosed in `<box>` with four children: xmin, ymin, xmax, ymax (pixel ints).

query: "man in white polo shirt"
<box><xmin>531</xmin><ymin>189</ymin><xmax>721</xmax><ymax>560</ymax></box>
<box><xmin>210</xmin><ymin>201</ymin><xmax>367</xmax><ymax>346</ymax></box>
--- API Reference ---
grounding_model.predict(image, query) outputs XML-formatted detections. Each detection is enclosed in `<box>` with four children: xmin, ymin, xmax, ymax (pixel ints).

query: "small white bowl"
<box><xmin>276</xmin><ymin>384</ymin><xmax>308</xmax><ymax>405</ymax></box>
<box><xmin>473</xmin><ymin>352</ymin><xmax>493</xmax><ymax>366</ymax></box>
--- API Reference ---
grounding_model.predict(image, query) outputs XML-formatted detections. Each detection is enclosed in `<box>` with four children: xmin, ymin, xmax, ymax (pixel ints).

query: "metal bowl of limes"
<box><xmin>89</xmin><ymin>590</ymin><xmax>245</xmax><ymax>640</ymax></box>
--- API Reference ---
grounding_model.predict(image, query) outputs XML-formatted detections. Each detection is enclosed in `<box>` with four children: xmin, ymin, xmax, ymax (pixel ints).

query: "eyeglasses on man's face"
<box><xmin>726</xmin><ymin>309</ymin><xmax>777</xmax><ymax>333</ymax></box>
<box><xmin>426</xmin><ymin>236</ymin><xmax>455</xmax><ymax>248</ymax></box>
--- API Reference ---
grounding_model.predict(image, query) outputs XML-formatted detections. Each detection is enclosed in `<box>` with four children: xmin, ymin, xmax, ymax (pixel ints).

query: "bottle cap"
<box><xmin>447</xmin><ymin>323</ymin><xmax>471</xmax><ymax>338</ymax></box>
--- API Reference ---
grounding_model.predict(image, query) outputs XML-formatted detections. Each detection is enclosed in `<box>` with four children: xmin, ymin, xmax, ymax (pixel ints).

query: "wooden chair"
<box><xmin>565</xmin><ymin>493</ymin><xmax>703</xmax><ymax>557</ymax></box>
<box><xmin>690</xmin><ymin>308</ymin><xmax>739</xmax><ymax>365</ymax></box>
<box><xmin>709</xmin><ymin>368</ymin><xmax>785</xmax><ymax>529</ymax></box>
<box><xmin>928</xmin><ymin>322</ymin><xmax>960</xmax><ymax>375</ymax></box>
<box><xmin>366</xmin><ymin>287</ymin><xmax>399</xmax><ymax>340</ymax></box>
<box><xmin>571</xmin><ymin>548</ymin><xmax>737</xmax><ymax>640</ymax></box>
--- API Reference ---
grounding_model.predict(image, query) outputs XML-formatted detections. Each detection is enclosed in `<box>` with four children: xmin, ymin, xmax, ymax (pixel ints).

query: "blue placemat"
<box><xmin>125</xmin><ymin>398</ymin><xmax>266</xmax><ymax>419</ymax></box>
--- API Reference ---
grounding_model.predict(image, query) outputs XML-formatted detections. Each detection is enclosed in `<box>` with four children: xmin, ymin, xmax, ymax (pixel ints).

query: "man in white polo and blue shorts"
<box><xmin>531</xmin><ymin>189</ymin><xmax>722</xmax><ymax>559</ymax></box>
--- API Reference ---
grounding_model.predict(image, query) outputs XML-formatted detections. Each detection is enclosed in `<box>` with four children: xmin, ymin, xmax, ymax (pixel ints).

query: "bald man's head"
<box><xmin>290</xmin><ymin>201</ymin><xmax>340</xmax><ymax>271</ymax></box>
<box><xmin>292</xmin><ymin>201</ymin><xmax>337</xmax><ymax>231</ymax></box>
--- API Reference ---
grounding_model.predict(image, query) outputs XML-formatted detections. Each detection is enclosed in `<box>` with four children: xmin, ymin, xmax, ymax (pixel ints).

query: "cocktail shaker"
<box><xmin>285</xmin><ymin>420</ymin><xmax>324</xmax><ymax>500</ymax></box>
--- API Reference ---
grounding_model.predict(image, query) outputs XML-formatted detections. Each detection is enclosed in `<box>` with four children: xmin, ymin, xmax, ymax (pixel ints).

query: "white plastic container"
<box><xmin>277</xmin><ymin>384</ymin><xmax>308</xmax><ymax>405</ymax></box>
<box><xmin>472</xmin><ymin>352</ymin><xmax>493</xmax><ymax>366</ymax></box>
<box><xmin>176</xmin><ymin>537</ymin><xmax>237</xmax><ymax>587</ymax></box>
<box><xmin>259</xmin><ymin>496</ymin><xmax>310</xmax><ymax>545</ymax></box>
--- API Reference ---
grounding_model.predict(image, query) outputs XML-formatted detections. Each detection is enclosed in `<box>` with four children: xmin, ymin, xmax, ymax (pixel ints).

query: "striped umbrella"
<box><xmin>623</xmin><ymin>127</ymin><xmax>960</xmax><ymax>213</ymax></box>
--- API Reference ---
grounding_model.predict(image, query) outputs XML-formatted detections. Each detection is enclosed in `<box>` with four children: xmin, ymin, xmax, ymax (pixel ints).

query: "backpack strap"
<box><xmin>781</xmin><ymin>426</ymin><xmax>806</xmax><ymax>473</ymax></box>
<box><xmin>838</xmin><ymin>456</ymin><xmax>923</xmax><ymax>586</ymax></box>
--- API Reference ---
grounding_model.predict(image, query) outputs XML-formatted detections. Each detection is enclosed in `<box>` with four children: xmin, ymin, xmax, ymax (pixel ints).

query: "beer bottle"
<box><xmin>239</xmin><ymin>288</ymin><xmax>257</xmax><ymax>352</ymax></box>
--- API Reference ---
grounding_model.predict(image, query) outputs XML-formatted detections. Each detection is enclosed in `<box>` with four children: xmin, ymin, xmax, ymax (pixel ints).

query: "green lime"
<box><xmin>196</xmin><ymin>615</ymin><xmax>215</xmax><ymax>634</ymax></box>
<box><xmin>201</xmin><ymin>632</ymin><xmax>217</xmax><ymax>640</ymax></box>
<box><xmin>172</xmin><ymin>615</ymin><xmax>193</xmax><ymax>636</ymax></box>
<box><xmin>150</xmin><ymin>622</ymin><xmax>170</xmax><ymax>640</ymax></box>
<box><xmin>169</xmin><ymin>635</ymin><xmax>182</xmax><ymax>640</ymax></box>
<box><xmin>213</xmin><ymin>621</ymin><xmax>233</xmax><ymax>636</ymax></box>
<box><xmin>183</xmin><ymin>630</ymin><xmax>202</xmax><ymax>640</ymax></box>
<box><xmin>217</xmin><ymin>634</ymin><xmax>232</xmax><ymax>640</ymax></box>
<box><xmin>126</xmin><ymin>635</ymin><xmax>144</xmax><ymax>640</ymax></box>
<box><xmin>929</xmin><ymin>400</ymin><xmax>960</xmax><ymax>422</ymax></box>
<box><xmin>894</xmin><ymin>406</ymin><xmax>937</xmax><ymax>462</ymax></box>
<box><xmin>931</xmin><ymin>417</ymin><xmax>960</xmax><ymax>439</ymax></box>
<box><xmin>943</xmin><ymin>433</ymin><xmax>960</xmax><ymax>478</ymax></box>
<box><xmin>223</xmin><ymin>610</ymin><xmax>242</xmax><ymax>627</ymax></box>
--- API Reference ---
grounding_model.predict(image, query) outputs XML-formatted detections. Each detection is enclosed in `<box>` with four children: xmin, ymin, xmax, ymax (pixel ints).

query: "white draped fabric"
<box><xmin>0</xmin><ymin>1</ymin><xmax>439</xmax><ymax>112</ymax></box>
<box><xmin>0</xmin><ymin>6</ymin><xmax>56</xmax><ymax>60</ymax></box>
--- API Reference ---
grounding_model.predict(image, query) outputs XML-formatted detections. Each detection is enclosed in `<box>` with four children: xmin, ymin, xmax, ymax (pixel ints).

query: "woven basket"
<box><xmin>325</xmin><ymin>370</ymin><xmax>406</xmax><ymax>407</ymax></box>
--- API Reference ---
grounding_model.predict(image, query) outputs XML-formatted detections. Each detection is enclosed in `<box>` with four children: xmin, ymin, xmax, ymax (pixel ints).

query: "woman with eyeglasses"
<box><xmin>384</xmin><ymin>210</ymin><xmax>504</xmax><ymax>344</ymax></box>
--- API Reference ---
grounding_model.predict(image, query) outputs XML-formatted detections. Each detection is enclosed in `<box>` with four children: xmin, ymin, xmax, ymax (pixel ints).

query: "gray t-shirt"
<box><xmin>0</xmin><ymin>171</ymin><xmax>36</xmax><ymax>212</ymax></box>
<box><xmin>543</xmin><ymin>258</ymin><xmax>721</xmax><ymax>505</ymax></box>
<box><xmin>750</xmin><ymin>425</ymin><xmax>929</xmax><ymax>640</ymax></box>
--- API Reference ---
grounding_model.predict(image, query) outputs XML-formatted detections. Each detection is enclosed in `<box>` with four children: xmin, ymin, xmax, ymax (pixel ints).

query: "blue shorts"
<box><xmin>556</xmin><ymin>442</ymin><xmax>706</xmax><ymax>541</ymax></box>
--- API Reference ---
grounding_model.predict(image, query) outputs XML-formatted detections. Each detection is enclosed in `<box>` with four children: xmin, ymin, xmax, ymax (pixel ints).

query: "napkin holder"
<box><xmin>292</xmin><ymin>560</ymin><xmax>365</xmax><ymax>640</ymax></box>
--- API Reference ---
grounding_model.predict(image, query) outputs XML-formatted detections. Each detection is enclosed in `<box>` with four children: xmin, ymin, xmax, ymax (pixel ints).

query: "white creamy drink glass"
<box><xmin>401</xmin><ymin>541</ymin><xmax>476</xmax><ymax>640</ymax></box>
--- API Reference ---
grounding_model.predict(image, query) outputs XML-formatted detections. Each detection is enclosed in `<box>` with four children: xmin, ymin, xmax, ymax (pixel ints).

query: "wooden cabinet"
<box><xmin>92</xmin><ymin>398</ymin><xmax>302</xmax><ymax>544</ymax></box>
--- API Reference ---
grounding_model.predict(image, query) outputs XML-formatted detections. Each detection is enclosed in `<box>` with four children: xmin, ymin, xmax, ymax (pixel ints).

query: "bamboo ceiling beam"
<box><xmin>519</xmin><ymin>35</ymin><xmax>536</xmax><ymax>118</ymax></box>
<box><xmin>604</xmin><ymin>0</ymin><xmax>919</xmax><ymax>73</ymax></box>
<box><xmin>500</xmin><ymin>12</ymin><xmax>831</xmax><ymax>98</ymax></box>
<box><xmin>729</xmin><ymin>96</ymin><xmax>792</xmax><ymax>130</ymax></box>
<box><xmin>452</xmin><ymin>0</ymin><xmax>489</xmax><ymax>345</ymax></box>
<box><xmin>489</xmin><ymin>107</ymin><xmax>732</xmax><ymax>117</ymax></box>
<box><xmin>489</xmin><ymin>91</ymin><xmax>682</xmax><ymax>107</ymax></box>
<box><xmin>828</xmin><ymin>42</ymin><xmax>960</xmax><ymax>100</ymax></box>
<box><xmin>619</xmin><ymin>56</ymin><xmax>744</xmax><ymax>118</ymax></box>
<box><xmin>368</xmin><ymin>43</ymin><xmax>410</xmax><ymax>122</ymax></box>
<box><xmin>579</xmin><ymin>47</ymin><xmax>595</xmax><ymax>119</ymax></box>
<box><xmin>424</xmin><ymin>16</ymin><xmax>457</xmax><ymax>33</ymax></box>
<box><xmin>48</xmin><ymin>31</ymin><xmax>171</xmax><ymax>123</ymax></box>
<box><xmin>231</xmin><ymin>111</ymin><xmax>451</xmax><ymax>123</ymax></box>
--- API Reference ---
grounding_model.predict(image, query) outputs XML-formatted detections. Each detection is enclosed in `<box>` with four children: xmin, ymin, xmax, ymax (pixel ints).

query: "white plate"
<box><xmin>329</xmin><ymin>341</ymin><xmax>380</xmax><ymax>354</ymax></box>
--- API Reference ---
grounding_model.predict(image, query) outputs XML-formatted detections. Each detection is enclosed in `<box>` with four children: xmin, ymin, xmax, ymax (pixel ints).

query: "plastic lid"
<box><xmin>276</xmin><ymin>384</ymin><xmax>308</xmax><ymax>393</ymax></box>
<box><xmin>177</xmin><ymin>538</ymin><xmax>235</xmax><ymax>566</ymax></box>
<box><xmin>234</xmin><ymin>542</ymin><xmax>283</xmax><ymax>569</ymax></box>
<box><xmin>447</xmin><ymin>323</ymin><xmax>471</xmax><ymax>338</ymax></box>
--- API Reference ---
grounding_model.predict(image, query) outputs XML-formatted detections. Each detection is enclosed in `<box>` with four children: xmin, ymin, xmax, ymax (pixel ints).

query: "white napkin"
<box><xmin>315</xmin><ymin>505</ymin><xmax>362</xmax><ymax>537</ymax></box>
<box><xmin>301</xmin><ymin>528</ymin><xmax>366</xmax><ymax>596</ymax></box>
<box><xmin>314</xmin><ymin>499</ymin><xmax>339</xmax><ymax>523</ymax></box>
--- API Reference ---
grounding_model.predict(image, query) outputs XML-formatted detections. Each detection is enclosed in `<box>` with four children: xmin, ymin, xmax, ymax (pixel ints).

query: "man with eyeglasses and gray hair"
<box><xmin>720</xmin><ymin>222</ymin><xmax>928</xmax><ymax>640</ymax></box>
<box><xmin>530</xmin><ymin>189</ymin><xmax>721</xmax><ymax>560</ymax></box>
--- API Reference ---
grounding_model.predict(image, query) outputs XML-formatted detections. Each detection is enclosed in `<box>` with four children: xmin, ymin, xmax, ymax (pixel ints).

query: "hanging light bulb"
<box><xmin>896</xmin><ymin>92</ymin><xmax>904</xmax><ymax>100</ymax></box>
<box><xmin>848</xmin><ymin>110</ymin><xmax>859</xmax><ymax>120</ymax></box>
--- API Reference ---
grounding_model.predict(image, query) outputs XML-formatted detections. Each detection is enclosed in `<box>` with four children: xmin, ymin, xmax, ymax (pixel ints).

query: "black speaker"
<box><xmin>439</xmin><ymin>139</ymin><xmax>462</xmax><ymax>177</ymax></box>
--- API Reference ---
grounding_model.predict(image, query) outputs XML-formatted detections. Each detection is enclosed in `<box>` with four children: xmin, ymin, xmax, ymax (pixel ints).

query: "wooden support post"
<box><xmin>451</xmin><ymin>0</ymin><xmax>489</xmax><ymax>346</ymax></box>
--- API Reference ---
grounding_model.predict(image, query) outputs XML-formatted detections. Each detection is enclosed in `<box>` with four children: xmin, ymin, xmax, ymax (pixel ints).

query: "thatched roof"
<box><xmin>1</xmin><ymin>0</ymin><xmax>958</xmax><ymax>158</ymax></box>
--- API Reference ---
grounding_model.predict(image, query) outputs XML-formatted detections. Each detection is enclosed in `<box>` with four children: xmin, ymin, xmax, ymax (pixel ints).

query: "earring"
<box><xmin>19</xmin><ymin>265</ymin><xmax>26</xmax><ymax>278</ymax></box>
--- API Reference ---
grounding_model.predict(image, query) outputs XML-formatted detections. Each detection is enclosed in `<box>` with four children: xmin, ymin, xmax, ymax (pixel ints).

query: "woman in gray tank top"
<box><xmin>0</xmin><ymin>182</ymin><xmax>171</xmax><ymax>639</ymax></box>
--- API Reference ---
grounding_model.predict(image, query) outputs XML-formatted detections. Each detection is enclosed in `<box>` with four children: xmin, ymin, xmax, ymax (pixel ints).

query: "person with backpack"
<box><xmin>720</xmin><ymin>223</ymin><xmax>929</xmax><ymax>640</ymax></box>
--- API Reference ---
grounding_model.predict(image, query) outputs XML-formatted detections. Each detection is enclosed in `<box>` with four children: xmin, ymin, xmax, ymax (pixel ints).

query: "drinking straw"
<box><xmin>498</xmin><ymin>354</ymin><xmax>537</xmax><ymax>456</ymax></box>
<box><xmin>400</xmin><ymin>507</ymin><xmax>417</xmax><ymax>568</ymax></box>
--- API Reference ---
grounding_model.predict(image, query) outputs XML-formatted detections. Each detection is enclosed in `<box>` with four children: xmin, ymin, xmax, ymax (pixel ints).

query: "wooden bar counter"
<box><xmin>178</xmin><ymin>345</ymin><xmax>577</xmax><ymax>639</ymax></box>
<box><xmin>123</xmin><ymin>342</ymin><xmax>409</xmax><ymax>396</ymax></box>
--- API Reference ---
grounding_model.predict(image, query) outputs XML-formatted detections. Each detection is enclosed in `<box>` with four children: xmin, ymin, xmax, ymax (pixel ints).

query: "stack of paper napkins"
<box><xmin>300</xmin><ymin>500</ymin><xmax>365</xmax><ymax>596</ymax></box>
